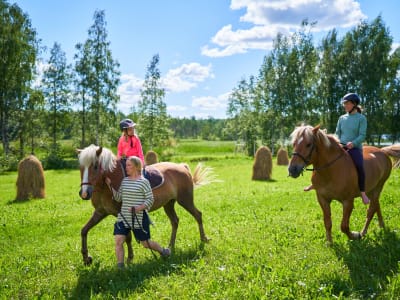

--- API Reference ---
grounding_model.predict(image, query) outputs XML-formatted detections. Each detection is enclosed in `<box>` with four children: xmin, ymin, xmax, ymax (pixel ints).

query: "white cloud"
<box><xmin>203</xmin><ymin>0</ymin><xmax>367</xmax><ymax>57</ymax></box>
<box><xmin>117</xmin><ymin>74</ymin><xmax>143</xmax><ymax>113</ymax></box>
<box><xmin>117</xmin><ymin>63</ymin><xmax>215</xmax><ymax>114</ymax></box>
<box><xmin>162</xmin><ymin>63</ymin><xmax>214</xmax><ymax>92</ymax></box>
<box><xmin>192</xmin><ymin>92</ymin><xmax>231</xmax><ymax>111</ymax></box>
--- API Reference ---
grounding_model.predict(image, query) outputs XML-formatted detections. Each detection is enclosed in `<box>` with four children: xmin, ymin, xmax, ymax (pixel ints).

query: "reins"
<box><xmin>292</xmin><ymin>138</ymin><xmax>348</xmax><ymax>174</ymax></box>
<box><xmin>305</xmin><ymin>151</ymin><xmax>345</xmax><ymax>172</ymax></box>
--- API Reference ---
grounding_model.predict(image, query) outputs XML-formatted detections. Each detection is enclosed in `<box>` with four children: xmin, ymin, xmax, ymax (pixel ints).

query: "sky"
<box><xmin>12</xmin><ymin>0</ymin><xmax>400</xmax><ymax>119</ymax></box>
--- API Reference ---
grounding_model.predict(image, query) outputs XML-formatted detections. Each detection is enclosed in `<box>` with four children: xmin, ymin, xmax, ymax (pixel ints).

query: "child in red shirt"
<box><xmin>117</xmin><ymin>119</ymin><xmax>144</xmax><ymax>165</ymax></box>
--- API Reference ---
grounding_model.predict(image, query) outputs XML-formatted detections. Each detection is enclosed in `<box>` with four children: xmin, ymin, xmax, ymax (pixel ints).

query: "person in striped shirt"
<box><xmin>106</xmin><ymin>156</ymin><xmax>170</xmax><ymax>269</ymax></box>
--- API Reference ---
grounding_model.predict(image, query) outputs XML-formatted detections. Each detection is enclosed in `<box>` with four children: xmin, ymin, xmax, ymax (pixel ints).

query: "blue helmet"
<box><xmin>119</xmin><ymin>119</ymin><xmax>136</xmax><ymax>131</ymax></box>
<box><xmin>342</xmin><ymin>93</ymin><xmax>361</xmax><ymax>105</ymax></box>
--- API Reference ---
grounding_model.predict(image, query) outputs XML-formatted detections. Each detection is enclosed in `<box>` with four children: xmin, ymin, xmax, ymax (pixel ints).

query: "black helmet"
<box><xmin>342</xmin><ymin>93</ymin><xmax>361</xmax><ymax>105</ymax></box>
<box><xmin>119</xmin><ymin>119</ymin><xmax>136</xmax><ymax>131</ymax></box>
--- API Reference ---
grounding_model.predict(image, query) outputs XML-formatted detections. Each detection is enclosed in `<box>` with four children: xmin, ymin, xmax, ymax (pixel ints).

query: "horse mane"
<box><xmin>78</xmin><ymin>144</ymin><xmax>117</xmax><ymax>172</ymax></box>
<box><xmin>290</xmin><ymin>124</ymin><xmax>338</xmax><ymax>148</ymax></box>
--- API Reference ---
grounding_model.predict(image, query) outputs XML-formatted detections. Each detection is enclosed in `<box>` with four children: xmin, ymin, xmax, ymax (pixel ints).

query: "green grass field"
<box><xmin>1</xmin><ymin>142</ymin><xmax>400</xmax><ymax>299</ymax></box>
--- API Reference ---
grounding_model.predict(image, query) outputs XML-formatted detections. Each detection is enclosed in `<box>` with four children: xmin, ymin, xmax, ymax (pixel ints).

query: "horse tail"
<box><xmin>381</xmin><ymin>144</ymin><xmax>400</xmax><ymax>168</ymax></box>
<box><xmin>192</xmin><ymin>163</ymin><xmax>219</xmax><ymax>188</ymax></box>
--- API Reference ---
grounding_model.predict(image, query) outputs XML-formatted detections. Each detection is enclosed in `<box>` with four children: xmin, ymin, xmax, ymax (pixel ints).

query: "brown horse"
<box><xmin>77</xmin><ymin>144</ymin><xmax>214</xmax><ymax>265</ymax></box>
<box><xmin>288</xmin><ymin>125</ymin><xmax>400</xmax><ymax>245</ymax></box>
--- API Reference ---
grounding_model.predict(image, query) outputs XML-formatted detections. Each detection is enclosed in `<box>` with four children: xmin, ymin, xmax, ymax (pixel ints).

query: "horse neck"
<box><xmin>313</xmin><ymin>136</ymin><xmax>345</xmax><ymax>168</ymax></box>
<box><xmin>108</xmin><ymin>159</ymin><xmax>124</xmax><ymax>191</ymax></box>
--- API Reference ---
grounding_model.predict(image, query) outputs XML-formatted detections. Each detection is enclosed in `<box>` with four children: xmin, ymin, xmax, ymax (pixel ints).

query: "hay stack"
<box><xmin>145</xmin><ymin>150</ymin><xmax>158</xmax><ymax>165</ymax></box>
<box><xmin>252</xmin><ymin>146</ymin><xmax>272</xmax><ymax>180</ymax></box>
<box><xmin>277</xmin><ymin>147</ymin><xmax>289</xmax><ymax>166</ymax></box>
<box><xmin>15</xmin><ymin>155</ymin><xmax>45</xmax><ymax>201</ymax></box>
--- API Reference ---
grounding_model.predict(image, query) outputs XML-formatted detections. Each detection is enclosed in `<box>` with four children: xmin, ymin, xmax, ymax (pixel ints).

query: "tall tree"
<box><xmin>138</xmin><ymin>54</ymin><xmax>169</xmax><ymax>150</ymax></box>
<box><xmin>24</xmin><ymin>89</ymin><xmax>45</xmax><ymax>154</ymax></box>
<box><xmin>0</xmin><ymin>1</ymin><xmax>38</xmax><ymax>156</ymax></box>
<box><xmin>317</xmin><ymin>29</ymin><xmax>344</xmax><ymax>132</ymax></box>
<box><xmin>73</xmin><ymin>40</ymin><xmax>92</xmax><ymax>147</ymax></box>
<box><xmin>85</xmin><ymin>10</ymin><xmax>120</xmax><ymax>145</ymax></box>
<box><xmin>227</xmin><ymin>76</ymin><xmax>258</xmax><ymax>155</ymax></box>
<box><xmin>41</xmin><ymin>42</ymin><xmax>72</xmax><ymax>148</ymax></box>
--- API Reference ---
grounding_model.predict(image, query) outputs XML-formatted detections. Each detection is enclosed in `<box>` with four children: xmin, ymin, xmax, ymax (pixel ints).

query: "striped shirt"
<box><xmin>112</xmin><ymin>176</ymin><xmax>153</xmax><ymax>229</ymax></box>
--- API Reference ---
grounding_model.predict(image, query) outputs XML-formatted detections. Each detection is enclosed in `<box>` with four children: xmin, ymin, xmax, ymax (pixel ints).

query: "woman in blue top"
<box><xmin>305</xmin><ymin>93</ymin><xmax>370</xmax><ymax>205</ymax></box>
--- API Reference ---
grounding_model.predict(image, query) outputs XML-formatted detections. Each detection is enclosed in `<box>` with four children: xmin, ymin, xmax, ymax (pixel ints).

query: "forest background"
<box><xmin>1</xmin><ymin>0</ymin><xmax>400</xmax><ymax>171</ymax></box>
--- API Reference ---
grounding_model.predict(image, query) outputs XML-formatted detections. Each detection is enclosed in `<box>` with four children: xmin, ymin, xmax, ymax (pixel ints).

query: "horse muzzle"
<box><xmin>79</xmin><ymin>185</ymin><xmax>93</xmax><ymax>200</ymax></box>
<box><xmin>288</xmin><ymin>164</ymin><xmax>304</xmax><ymax>178</ymax></box>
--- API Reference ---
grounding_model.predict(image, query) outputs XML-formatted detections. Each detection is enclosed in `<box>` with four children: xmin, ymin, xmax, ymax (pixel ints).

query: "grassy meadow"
<box><xmin>1</xmin><ymin>140</ymin><xmax>400</xmax><ymax>299</ymax></box>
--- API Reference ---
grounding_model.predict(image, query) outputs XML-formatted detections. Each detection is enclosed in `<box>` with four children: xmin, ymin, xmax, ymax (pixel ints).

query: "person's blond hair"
<box><xmin>127</xmin><ymin>156</ymin><xmax>142</xmax><ymax>172</ymax></box>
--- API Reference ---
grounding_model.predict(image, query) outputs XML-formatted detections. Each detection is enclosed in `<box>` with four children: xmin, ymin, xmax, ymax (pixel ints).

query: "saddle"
<box><xmin>120</xmin><ymin>160</ymin><xmax>164</xmax><ymax>189</ymax></box>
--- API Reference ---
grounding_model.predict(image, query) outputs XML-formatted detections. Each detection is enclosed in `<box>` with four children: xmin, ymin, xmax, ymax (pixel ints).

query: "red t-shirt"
<box><xmin>117</xmin><ymin>134</ymin><xmax>144</xmax><ymax>164</ymax></box>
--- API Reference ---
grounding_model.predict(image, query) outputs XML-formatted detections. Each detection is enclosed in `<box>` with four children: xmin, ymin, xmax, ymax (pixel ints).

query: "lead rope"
<box><xmin>131</xmin><ymin>210</ymin><xmax>158</xmax><ymax>259</ymax></box>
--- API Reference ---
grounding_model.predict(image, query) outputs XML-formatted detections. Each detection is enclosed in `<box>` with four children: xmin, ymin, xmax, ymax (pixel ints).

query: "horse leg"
<box><xmin>81</xmin><ymin>211</ymin><xmax>107</xmax><ymax>265</ymax></box>
<box><xmin>340</xmin><ymin>199</ymin><xmax>361</xmax><ymax>240</ymax></box>
<box><xmin>317</xmin><ymin>195</ymin><xmax>333</xmax><ymax>245</ymax></box>
<box><xmin>361</xmin><ymin>192</ymin><xmax>384</xmax><ymax>237</ymax></box>
<box><xmin>126</xmin><ymin>231</ymin><xmax>134</xmax><ymax>264</ymax></box>
<box><xmin>177</xmin><ymin>192</ymin><xmax>210</xmax><ymax>243</ymax></box>
<box><xmin>163</xmin><ymin>200</ymin><xmax>179</xmax><ymax>248</ymax></box>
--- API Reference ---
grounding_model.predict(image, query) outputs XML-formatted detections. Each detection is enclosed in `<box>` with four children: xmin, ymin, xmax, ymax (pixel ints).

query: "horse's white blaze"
<box><xmin>297</xmin><ymin>136</ymin><xmax>304</xmax><ymax>146</ymax></box>
<box><xmin>82</xmin><ymin>167</ymin><xmax>89</xmax><ymax>193</ymax></box>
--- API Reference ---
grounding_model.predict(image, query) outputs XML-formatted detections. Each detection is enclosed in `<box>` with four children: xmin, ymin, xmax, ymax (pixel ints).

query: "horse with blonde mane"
<box><xmin>77</xmin><ymin>144</ymin><xmax>214</xmax><ymax>265</ymax></box>
<box><xmin>288</xmin><ymin>124</ymin><xmax>400</xmax><ymax>245</ymax></box>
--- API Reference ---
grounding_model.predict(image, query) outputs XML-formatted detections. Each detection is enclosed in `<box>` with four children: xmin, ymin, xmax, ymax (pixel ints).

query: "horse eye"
<box><xmin>306</xmin><ymin>143</ymin><xmax>312</xmax><ymax>148</ymax></box>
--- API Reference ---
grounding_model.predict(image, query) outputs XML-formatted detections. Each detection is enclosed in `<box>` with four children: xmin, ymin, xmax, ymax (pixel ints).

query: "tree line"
<box><xmin>1</xmin><ymin>0</ymin><xmax>400</xmax><ymax>170</ymax></box>
<box><xmin>226</xmin><ymin>18</ymin><xmax>400</xmax><ymax>154</ymax></box>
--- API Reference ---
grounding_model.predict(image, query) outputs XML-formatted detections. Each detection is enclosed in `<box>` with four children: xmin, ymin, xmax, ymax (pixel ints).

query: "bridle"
<box><xmin>80</xmin><ymin>160</ymin><xmax>104</xmax><ymax>190</ymax></box>
<box><xmin>291</xmin><ymin>137</ymin><xmax>316</xmax><ymax>166</ymax></box>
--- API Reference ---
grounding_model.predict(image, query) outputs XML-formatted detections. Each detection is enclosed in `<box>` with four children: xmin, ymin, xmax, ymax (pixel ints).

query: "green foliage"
<box><xmin>227</xmin><ymin>17</ymin><xmax>400</xmax><ymax>151</ymax></box>
<box><xmin>1</xmin><ymin>141</ymin><xmax>400</xmax><ymax>298</ymax></box>
<box><xmin>138</xmin><ymin>54</ymin><xmax>169</xmax><ymax>150</ymax></box>
<box><xmin>0</xmin><ymin>0</ymin><xmax>38</xmax><ymax>156</ymax></box>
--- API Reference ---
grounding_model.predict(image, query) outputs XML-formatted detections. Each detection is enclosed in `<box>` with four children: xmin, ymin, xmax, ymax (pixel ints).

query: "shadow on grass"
<box><xmin>68</xmin><ymin>244</ymin><xmax>206</xmax><ymax>300</ymax></box>
<box><xmin>330</xmin><ymin>228</ymin><xmax>400</xmax><ymax>298</ymax></box>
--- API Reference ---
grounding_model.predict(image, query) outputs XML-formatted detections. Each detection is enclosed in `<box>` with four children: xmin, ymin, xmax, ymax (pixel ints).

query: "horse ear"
<box><xmin>76</xmin><ymin>148</ymin><xmax>82</xmax><ymax>154</ymax></box>
<box><xmin>96</xmin><ymin>146</ymin><xmax>103</xmax><ymax>157</ymax></box>
<box><xmin>312</xmin><ymin>124</ymin><xmax>321</xmax><ymax>134</ymax></box>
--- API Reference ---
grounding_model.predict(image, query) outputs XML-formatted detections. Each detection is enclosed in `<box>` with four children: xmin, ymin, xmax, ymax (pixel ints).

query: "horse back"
<box><xmin>363</xmin><ymin>146</ymin><xmax>392</xmax><ymax>184</ymax></box>
<box><xmin>149</xmin><ymin>162</ymin><xmax>194</xmax><ymax>211</ymax></box>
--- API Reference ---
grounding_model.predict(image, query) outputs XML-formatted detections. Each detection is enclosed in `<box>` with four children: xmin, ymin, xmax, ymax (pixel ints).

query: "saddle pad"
<box><xmin>144</xmin><ymin>165</ymin><xmax>164</xmax><ymax>189</ymax></box>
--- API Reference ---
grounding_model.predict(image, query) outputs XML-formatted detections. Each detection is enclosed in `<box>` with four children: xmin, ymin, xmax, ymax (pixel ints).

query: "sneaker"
<box><xmin>117</xmin><ymin>262</ymin><xmax>125</xmax><ymax>269</ymax></box>
<box><xmin>161</xmin><ymin>248</ymin><xmax>171</xmax><ymax>258</ymax></box>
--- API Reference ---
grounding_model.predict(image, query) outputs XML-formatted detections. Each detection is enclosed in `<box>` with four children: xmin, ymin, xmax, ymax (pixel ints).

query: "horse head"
<box><xmin>288</xmin><ymin>125</ymin><xmax>320</xmax><ymax>178</ymax></box>
<box><xmin>77</xmin><ymin>145</ymin><xmax>116</xmax><ymax>200</ymax></box>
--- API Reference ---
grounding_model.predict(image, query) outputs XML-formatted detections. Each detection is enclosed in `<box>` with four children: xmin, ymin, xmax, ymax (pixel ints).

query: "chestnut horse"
<box><xmin>288</xmin><ymin>125</ymin><xmax>400</xmax><ymax>245</ymax></box>
<box><xmin>78</xmin><ymin>144</ymin><xmax>213</xmax><ymax>265</ymax></box>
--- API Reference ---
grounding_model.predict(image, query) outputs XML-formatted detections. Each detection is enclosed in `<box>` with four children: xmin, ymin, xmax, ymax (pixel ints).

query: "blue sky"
<box><xmin>13</xmin><ymin>0</ymin><xmax>400</xmax><ymax>119</ymax></box>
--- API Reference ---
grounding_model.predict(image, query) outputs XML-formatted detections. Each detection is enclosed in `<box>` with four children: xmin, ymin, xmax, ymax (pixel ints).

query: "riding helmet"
<box><xmin>341</xmin><ymin>93</ymin><xmax>361</xmax><ymax>105</ymax></box>
<box><xmin>119</xmin><ymin>118</ymin><xmax>136</xmax><ymax>130</ymax></box>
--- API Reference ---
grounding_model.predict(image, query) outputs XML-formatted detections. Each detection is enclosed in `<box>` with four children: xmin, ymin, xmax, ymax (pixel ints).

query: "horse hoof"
<box><xmin>84</xmin><ymin>256</ymin><xmax>93</xmax><ymax>266</ymax></box>
<box><xmin>351</xmin><ymin>231</ymin><xmax>362</xmax><ymax>240</ymax></box>
<box><xmin>201</xmin><ymin>236</ymin><xmax>211</xmax><ymax>243</ymax></box>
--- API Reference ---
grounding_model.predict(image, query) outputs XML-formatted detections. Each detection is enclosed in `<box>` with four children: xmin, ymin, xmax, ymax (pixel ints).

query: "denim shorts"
<box><xmin>113</xmin><ymin>211</ymin><xmax>151</xmax><ymax>242</ymax></box>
